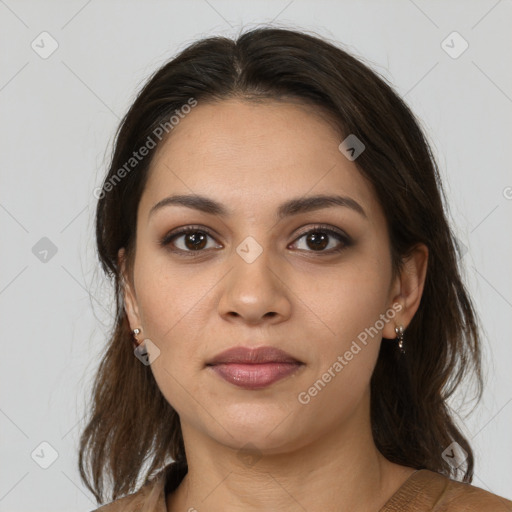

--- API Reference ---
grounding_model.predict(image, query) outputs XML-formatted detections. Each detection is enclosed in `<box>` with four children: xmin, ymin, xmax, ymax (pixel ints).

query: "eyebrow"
<box><xmin>148</xmin><ymin>193</ymin><xmax>367</xmax><ymax>220</ymax></box>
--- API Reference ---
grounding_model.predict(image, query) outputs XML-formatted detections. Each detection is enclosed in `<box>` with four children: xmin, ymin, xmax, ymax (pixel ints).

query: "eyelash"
<box><xmin>159</xmin><ymin>224</ymin><xmax>352</xmax><ymax>256</ymax></box>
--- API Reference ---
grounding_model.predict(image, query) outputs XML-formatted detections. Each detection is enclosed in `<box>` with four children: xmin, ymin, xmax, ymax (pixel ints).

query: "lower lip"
<box><xmin>208</xmin><ymin>362</ymin><xmax>303</xmax><ymax>389</ymax></box>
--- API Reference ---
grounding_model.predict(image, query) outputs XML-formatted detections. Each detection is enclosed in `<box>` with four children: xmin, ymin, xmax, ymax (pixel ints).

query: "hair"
<box><xmin>79</xmin><ymin>26</ymin><xmax>483</xmax><ymax>504</ymax></box>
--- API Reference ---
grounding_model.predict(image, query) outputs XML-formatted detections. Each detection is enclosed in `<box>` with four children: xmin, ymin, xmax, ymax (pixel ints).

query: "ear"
<box><xmin>382</xmin><ymin>243</ymin><xmax>429</xmax><ymax>340</ymax></box>
<box><xmin>118</xmin><ymin>247</ymin><xmax>142</xmax><ymax>330</ymax></box>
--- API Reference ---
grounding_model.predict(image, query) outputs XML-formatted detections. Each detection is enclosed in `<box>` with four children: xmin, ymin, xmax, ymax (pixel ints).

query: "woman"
<box><xmin>80</xmin><ymin>27</ymin><xmax>512</xmax><ymax>511</ymax></box>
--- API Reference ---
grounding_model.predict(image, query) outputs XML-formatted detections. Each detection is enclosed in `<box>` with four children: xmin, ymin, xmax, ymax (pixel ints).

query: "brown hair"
<box><xmin>79</xmin><ymin>26</ymin><xmax>483</xmax><ymax>504</ymax></box>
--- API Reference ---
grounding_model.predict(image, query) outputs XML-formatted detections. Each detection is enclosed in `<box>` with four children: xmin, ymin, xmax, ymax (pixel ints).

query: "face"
<box><xmin>121</xmin><ymin>98</ymin><xmax>408</xmax><ymax>454</ymax></box>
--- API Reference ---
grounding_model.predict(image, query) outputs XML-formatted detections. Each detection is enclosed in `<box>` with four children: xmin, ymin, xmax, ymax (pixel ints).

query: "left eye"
<box><xmin>290</xmin><ymin>227</ymin><xmax>350</xmax><ymax>253</ymax></box>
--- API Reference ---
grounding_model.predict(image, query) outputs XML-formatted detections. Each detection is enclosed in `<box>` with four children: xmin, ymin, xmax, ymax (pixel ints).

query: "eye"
<box><xmin>159</xmin><ymin>224</ymin><xmax>352</xmax><ymax>256</ymax></box>
<box><xmin>159</xmin><ymin>226</ymin><xmax>221</xmax><ymax>254</ymax></box>
<box><xmin>289</xmin><ymin>225</ymin><xmax>351</xmax><ymax>254</ymax></box>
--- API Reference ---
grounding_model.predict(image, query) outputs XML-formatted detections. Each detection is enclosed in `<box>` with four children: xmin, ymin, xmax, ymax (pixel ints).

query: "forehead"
<box><xmin>140</xmin><ymin>99</ymin><xmax>380</xmax><ymax>222</ymax></box>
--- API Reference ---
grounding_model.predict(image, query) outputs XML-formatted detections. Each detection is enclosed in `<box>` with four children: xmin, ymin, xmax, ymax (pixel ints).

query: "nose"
<box><xmin>217</xmin><ymin>248</ymin><xmax>292</xmax><ymax>326</ymax></box>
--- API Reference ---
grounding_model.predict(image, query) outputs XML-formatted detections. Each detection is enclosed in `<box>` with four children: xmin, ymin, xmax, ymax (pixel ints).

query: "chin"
<box><xmin>211</xmin><ymin>409</ymin><xmax>304</xmax><ymax>450</ymax></box>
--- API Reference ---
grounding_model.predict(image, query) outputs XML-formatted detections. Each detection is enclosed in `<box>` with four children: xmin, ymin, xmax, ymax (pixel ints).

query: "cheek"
<box><xmin>305</xmin><ymin>250</ymin><xmax>392</xmax><ymax>379</ymax></box>
<box><xmin>134</xmin><ymin>247</ymin><xmax>208</xmax><ymax>339</ymax></box>
<box><xmin>293</xmin><ymin>270</ymin><xmax>389</xmax><ymax>421</ymax></box>
<box><xmin>303</xmin><ymin>248</ymin><xmax>391</xmax><ymax>339</ymax></box>
<box><xmin>132</xmin><ymin>250</ymin><xmax>222</xmax><ymax>395</ymax></box>
<box><xmin>134</xmin><ymin>264</ymin><xmax>206</xmax><ymax>413</ymax></box>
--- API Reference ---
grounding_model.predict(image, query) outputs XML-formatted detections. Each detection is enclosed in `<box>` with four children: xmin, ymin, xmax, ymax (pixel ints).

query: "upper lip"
<box><xmin>206</xmin><ymin>346</ymin><xmax>302</xmax><ymax>365</ymax></box>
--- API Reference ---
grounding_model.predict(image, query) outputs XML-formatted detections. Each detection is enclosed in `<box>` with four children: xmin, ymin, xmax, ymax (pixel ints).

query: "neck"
<box><xmin>167</xmin><ymin>394</ymin><xmax>415</xmax><ymax>511</ymax></box>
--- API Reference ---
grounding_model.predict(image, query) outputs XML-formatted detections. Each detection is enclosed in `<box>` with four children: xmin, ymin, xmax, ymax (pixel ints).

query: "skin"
<box><xmin>119</xmin><ymin>98</ymin><xmax>428</xmax><ymax>511</ymax></box>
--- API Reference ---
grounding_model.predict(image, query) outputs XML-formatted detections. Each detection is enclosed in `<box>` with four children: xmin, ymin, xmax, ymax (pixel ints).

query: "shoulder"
<box><xmin>414</xmin><ymin>469</ymin><xmax>512</xmax><ymax>511</ymax></box>
<box><xmin>88</xmin><ymin>487</ymin><xmax>149</xmax><ymax>512</ymax></box>
<box><xmin>88</xmin><ymin>467</ymin><xmax>168</xmax><ymax>512</ymax></box>
<box><xmin>89</xmin><ymin>489</ymin><xmax>147</xmax><ymax>512</ymax></box>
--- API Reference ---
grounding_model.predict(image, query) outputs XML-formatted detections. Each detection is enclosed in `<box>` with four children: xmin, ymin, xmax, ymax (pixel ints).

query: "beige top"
<box><xmin>91</xmin><ymin>462</ymin><xmax>512</xmax><ymax>511</ymax></box>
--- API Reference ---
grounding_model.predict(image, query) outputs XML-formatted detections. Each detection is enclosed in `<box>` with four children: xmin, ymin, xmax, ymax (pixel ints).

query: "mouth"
<box><xmin>206</xmin><ymin>346</ymin><xmax>304</xmax><ymax>389</ymax></box>
<box><xmin>206</xmin><ymin>345</ymin><xmax>302</xmax><ymax>365</ymax></box>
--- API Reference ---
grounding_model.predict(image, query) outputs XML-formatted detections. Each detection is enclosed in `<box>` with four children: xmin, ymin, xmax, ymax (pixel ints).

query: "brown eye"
<box><xmin>182</xmin><ymin>231</ymin><xmax>208</xmax><ymax>250</ymax></box>
<box><xmin>305</xmin><ymin>232</ymin><xmax>329</xmax><ymax>251</ymax></box>
<box><xmin>160</xmin><ymin>226</ymin><xmax>221</xmax><ymax>253</ymax></box>
<box><xmin>291</xmin><ymin>226</ymin><xmax>351</xmax><ymax>254</ymax></box>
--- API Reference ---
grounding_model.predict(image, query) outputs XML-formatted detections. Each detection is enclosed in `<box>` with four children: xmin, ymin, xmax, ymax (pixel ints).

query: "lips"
<box><xmin>206</xmin><ymin>346</ymin><xmax>304</xmax><ymax>390</ymax></box>
<box><xmin>206</xmin><ymin>346</ymin><xmax>302</xmax><ymax>365</ymax></box>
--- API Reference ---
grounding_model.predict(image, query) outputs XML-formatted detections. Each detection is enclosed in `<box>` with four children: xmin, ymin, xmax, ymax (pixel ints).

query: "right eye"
<box><xmin>159</xmin><ymin>226</ymin><xmax>222</xmax><ymax>254</ymax></box>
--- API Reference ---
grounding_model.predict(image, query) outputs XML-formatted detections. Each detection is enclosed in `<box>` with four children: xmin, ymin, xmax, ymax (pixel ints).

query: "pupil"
<box><xmin>307</xmin><ymin>232</ymin><xmax>328</xmax><ymax>250</ymax></box>
<box><xmin>186</xmin><ymin>232</ymin><xmax>207</xmax><ymax>250</ymax></box>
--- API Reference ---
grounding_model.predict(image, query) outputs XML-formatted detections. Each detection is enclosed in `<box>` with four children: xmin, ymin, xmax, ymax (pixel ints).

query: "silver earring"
<box><xmin>395</xmin><ymin>325</ymin><xmax>405</xmax><ymax>354</ymax></box>
<box><xmin>132</xmin><ymin>327</ymin><xmax>142</xmax><ymax>348</ymax></box>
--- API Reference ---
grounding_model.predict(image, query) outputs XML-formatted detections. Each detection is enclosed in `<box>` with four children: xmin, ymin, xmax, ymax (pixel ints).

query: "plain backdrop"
<box><xmin>1</xmin><ymin>1</ymin><xmax>511</xmax><ymax>510</ymax></box>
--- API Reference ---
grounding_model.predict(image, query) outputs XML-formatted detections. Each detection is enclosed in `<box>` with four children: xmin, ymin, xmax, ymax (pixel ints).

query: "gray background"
<box><xmin>1</xmin><ymin>0</ymin><xmax>511</xmax><ymax>510</ymax></box>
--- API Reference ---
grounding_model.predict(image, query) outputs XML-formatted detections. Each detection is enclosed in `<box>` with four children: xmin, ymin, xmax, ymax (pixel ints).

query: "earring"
<box><xmin>132</xmin><ymin>327</ymin><xmax>143</xmax><ymax>349</ymax></box>
<box><xmin>395</xmin><ymin>325</ymin><xmax>405</xmax><ymax>354</ymax></box>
